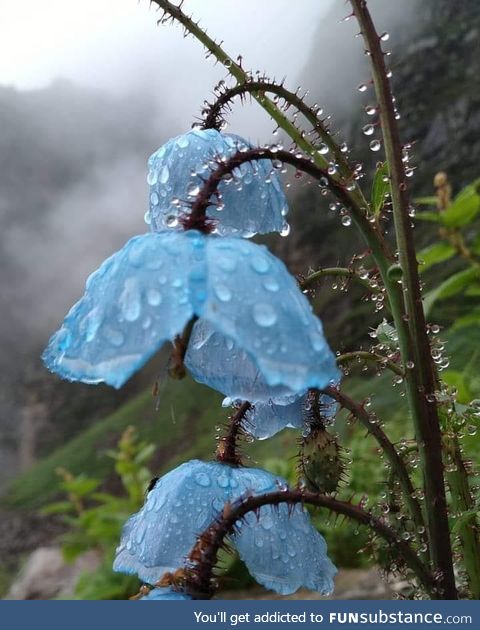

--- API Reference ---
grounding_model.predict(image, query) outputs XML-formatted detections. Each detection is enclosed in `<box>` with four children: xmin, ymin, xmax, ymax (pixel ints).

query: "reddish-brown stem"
<box><xmin>215</xmin><ymin>402</ymin><xmax>251</xmax><ymax>466</ymax></box>
<box><xmin>324</xmin><ymin>385</ymin><xmax>426</xmax><ymax>545</ymax></box>
<box><xmin>185</xmin><ymin>489</ymin><xmax>436</xmax><ymax>598</ymax></box>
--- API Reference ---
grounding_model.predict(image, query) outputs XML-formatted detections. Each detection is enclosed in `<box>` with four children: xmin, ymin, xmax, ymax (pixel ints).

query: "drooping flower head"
<box><xmin>146</xmin><ymin>129</ymin><xmax>288</xmax><ymax>237</ymax></box>
<box><xmin>114</xmin><ymin>459</ymin><xmax>336</xmax><ymax>596</ymax></box>
<box><xmin>42</xmin><ymin>231</ymin><xmax>339</xmax><ymax>398</ymax></box>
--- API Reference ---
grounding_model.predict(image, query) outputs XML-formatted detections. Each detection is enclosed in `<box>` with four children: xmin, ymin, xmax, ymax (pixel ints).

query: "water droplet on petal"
<box><xmin>250</xmin><ymin>256</ymin><xmax>270</xmax><ymax>274</ymax></box>
<box><xmin>159</xmin><ymin>165</ymin><xmax>170</xmax><ymax>184</ymax></box>
<box><xmin>214</xmin><ymin>284</ymin><xmax>233</xmax><ymax>302</ymax></box>
<box><xmin>370</xmin><ymin>139</ymin><xmax>382</xmax><ymax>152</ymax></box>
<box><xmin>147</xmin><ymin>289</ymin><xmax>162</xmax><ymax>306</ymax></box>
<box><xmin>195</xmin><ymin>472</ymin><xmax>211</xmax><ymax>487</ymax></box>
<box><xmin>253</xmin><ymin>303</ymin><xmax>277</xmax><ymax>327</ymax></box>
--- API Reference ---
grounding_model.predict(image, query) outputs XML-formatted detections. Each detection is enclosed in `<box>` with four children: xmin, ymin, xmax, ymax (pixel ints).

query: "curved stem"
<box><xmin>186</xmin><ymin>148</ymin><xmax>387</xmax><ymax>268</ymax></box>
<box><xmin>324</xmin><ymin>386</ymin><xmax>426</xmax><ymax>550</ymax></box>
<box><xmin>301</xmin><ymin>266</ymin><xmax>382</xmax><ymax>294</ymax></box>
<box><xmin>350</xmin><ymin>0</ymin><xmax>456</xmax><ymax>599</ymax></box>
<box><xmin>336</xmin><ymin>350</ymin><xmax>404</xmax><ymax>377</ymax></box>
<box><xmin>153</xmin><ymin>0</ymin><xmax>393</xmax><ymax>266</ymax></box>
<box><xmin>185</xmin><ymin>489</ymin><xmax>436</xmax><ymax>598</ymax></box>
<box><xmin>202</xmin><ymin>80</ymin><xmax>353</xmax><ymax>176</ymax></box>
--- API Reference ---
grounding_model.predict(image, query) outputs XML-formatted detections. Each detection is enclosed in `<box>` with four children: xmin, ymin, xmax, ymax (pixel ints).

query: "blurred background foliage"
<box><xmin>1</xmin><ymin>0</ymin><xmax>480</xmax><ymax>599</ymax></box>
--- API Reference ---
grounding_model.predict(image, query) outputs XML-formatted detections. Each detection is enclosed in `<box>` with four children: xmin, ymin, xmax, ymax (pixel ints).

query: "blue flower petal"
<box><xmin>244</xmin><ymin>391</ymin><xmax>339</xmax><ymax>440</ymax></box>
<box><xmin>233</xmin><ymin>502</ymin><xmax>337</xmax><ymax>595</ymax></box>
<box><xmin>244</xmin><ymin>397</ymin><xmax>305</xmax><ymax>440</ymax></box>
<box><xmin>140</xmin><ymin>588</ymin><xmax>191</xmax><ymax>601</ymax></box>
<box><xmin>42</xmin><ymin>232</ymin><xmax>193</xmax><ymax>388</ymax></box>
<box><xmin>186</xmin><ymin>237</ymin><xmax>340</xmax><ymax>399</ymax></box>
<box><xmin>114</xmin><ymin>460</ymin><xmax>336</xmax><ymax>595</ymax></box>
<box><xmin>147</xmin><ymin>129</ymin><xmax>288</xmax><ymax>237</ymax></box>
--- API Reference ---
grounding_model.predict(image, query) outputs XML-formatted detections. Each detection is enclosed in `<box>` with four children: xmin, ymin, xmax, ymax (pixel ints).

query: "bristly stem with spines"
<box><xmin>349</xmin><ymin>0</ymin><xmax>456</xmax><ymax>598</ymax></box>
<box><xmin>178</xmin><ymin>489</ymin><xmax>437</xmax><ymax>599</ymax></box>
<box><xmin>150</xmin><ymin>0</ymin><xmax>472</xmax><ymax>600</ymax></box>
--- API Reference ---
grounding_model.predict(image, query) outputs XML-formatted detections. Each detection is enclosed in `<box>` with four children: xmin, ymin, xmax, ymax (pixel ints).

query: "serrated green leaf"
<box><xmin>424</xmin><ymin>267</ymin><xmax>479</xmax><ymax>314</ymax></box>
<box><xmin>371</xmin><ymin>162</ymin><xmax>390</xmax><ymax>216</ymax></box>
<box><xmin>418</xmin><ymin>242</ymin><xmax>455</xmax><ymax>273</ymax></box>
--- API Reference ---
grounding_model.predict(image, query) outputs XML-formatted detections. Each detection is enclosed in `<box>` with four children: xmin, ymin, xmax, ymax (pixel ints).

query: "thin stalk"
<box><xmin>215</xmin><ymin>402</ymin><xmax>251</xmax><ymax>466</ymax></box>
<box><xmin>185</xmin><ymin>489</ymin><xmax>436</xmax><ymax>598</ymax></box>
<box><xmin>301</xmin><ymin>266</ymin><xmax>381</xmax><ymax>294</ymax></box>
<box><xmin>350</xmin><ymin>0</ymin><xmax>456</xmax><ymax>598</ymax></box>
<box><xmin>324</xmin><ymin>386</ymin><xmax>426</xmax><ymax>549</ymax></box>
<box><xmin>336</xmin><ymin>350</ymin><xmax>404</xmax><ymax>378</ymax></box>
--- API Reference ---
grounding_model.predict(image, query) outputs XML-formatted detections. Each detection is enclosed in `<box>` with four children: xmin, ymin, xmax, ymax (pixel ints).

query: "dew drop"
<box><xmin>166</xmin><ymin>215</ymin><xmax>179</xmax><ymax>228</ymax></box>
<box><xmin>370</xmin><ymin>139</ymin><xmax>382</xmax><ymax>152</ymax></box>
<box><xmin>253</xmin><ymin>303</ymin><xmax>277</xmax><ymax>327</ymax></box>
<box><xmin>341</xmin><ymin>214</ymin><xmax>352</xmax><ymax>227</ymax></box>
<box><xmin>159</xmin><ymin>165</ymin><xmax>170</xmax><ymax>184</ymax></box>
<box><xmin>250</xmin><ymin>256</ymin><xmax>270</xmax><ymax>274</ymax></box>
<box><xmin>214</xmin><ymin>284</ymin><xmax>233</xmax><ymax>302</ymax></box>
<box><xmin>195</xmin><ymin>472</ymin><xmax>211</xmax><ymax>487</ymax></box>
<box><xmin>363</xmin><ymin>124</ymin><xmax>375</xmax><ymax>136</ymax></box>
<box><xmin>358</xmin><ymin>83</ymin><xmax>368</xmax><ymax>93</ymax></box>
<box><xmin>147</xmin><ymin>169</ymin><xmax>158</xmax><ymax>185</ymax></box>
<box><xmin>147</xmin><ymin>289</ymin><xmax>162</xmax><ymax>306</ymax></box>
<box><xmin>317</xmin><ymin>143</ymin><xmax>329</xmax><ymax>155</ymax></box>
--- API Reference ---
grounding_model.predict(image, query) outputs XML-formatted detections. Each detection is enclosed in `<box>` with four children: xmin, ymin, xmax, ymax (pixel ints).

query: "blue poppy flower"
<box><xmin>140</xmin><ymin>588</ymin><xmax>191</xmax><ymax>601</ymax></box>
<box><xmin>232</xmin><ymin>391</ymin><xmax>339</xmax><ymax>440</ymax></box>
<box><xmin>43</xmin><ymin>230</ymin><xmax>339</xmax><ymax>395</ymax></box>
<box><xmin>113</xmin><ymin>459</ymin><xmax>336</xmax><ymax>596</ymax></box>
<box><xmin>146</xmin><ymin>129</ymin><xmax>288</xmax><ymax>237</ymax></box>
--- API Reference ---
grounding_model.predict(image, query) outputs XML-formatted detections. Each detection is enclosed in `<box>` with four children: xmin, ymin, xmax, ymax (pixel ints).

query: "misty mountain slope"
<box><xmin>301</xmin><ymin>0</ymin><xmax>480</xmax><ymax>191</ymax></box>
<box><xmin>0</xmin><ymin>80</ymin><xmax>164</xmax><ymax>490</ymax></box>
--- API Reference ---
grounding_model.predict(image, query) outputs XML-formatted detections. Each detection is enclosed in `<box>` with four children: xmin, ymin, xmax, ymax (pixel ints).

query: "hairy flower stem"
<box><xmin>335</xmin><ymin>351</ymin><xmax>404</xmax><ymax>378</ymax></box>
<box><xmin>202</xmin><ymin>80</ymin><xmax>352</xmax><ymax>175</ymax></box>
<box><xmin>215</xmin><ymin>402</ymin><xmax>251</xmax><ymax>466</ymax></box>
<box><xmin>350</xmin><ymin>0</ymin><xmax>456</xmax><ymax>598</ymax></box>
<box><xmin>153</xmin><ymin>0</ymin><xmax>393</xmax><ymax>266</ymax></box>
<box><xmin>324</xmin><ymin>386</ymin><xmax>426</xmax><ymax>552</ymax></box>
<box><xmin>185</xmin><ymin>489</ymin><xmax>436</xmax><ymax>598</ymax></box>
<box><xmin>301</xmin><ymin>266</ymin><xmax>382</xmax><ymax>295</ymax></box>
<box><xmin>168</xmin><ymin>316</ymin><xmax>197</xmax><ymax>379</ymax></box>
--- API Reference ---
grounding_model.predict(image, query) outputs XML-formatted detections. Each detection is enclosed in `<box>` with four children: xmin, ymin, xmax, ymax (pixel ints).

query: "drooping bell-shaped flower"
<box><xmin>146</xmin><ymin>128</ymin><xmax>288</xmax><ymax>237</ymax></box>
<box><xmin>43</xmin><ymin>231</ymin><xmax>339</xmax><ymax>396</ymax></box>
<box><xmin>113</xmin><ymin>459</ymin><xmax>336</xmax><ymax>596</ymax></box>
<box><xmin>140</xmin><ymin>588</ymin><xmax>191</xmax><ymax>601</ymax></box>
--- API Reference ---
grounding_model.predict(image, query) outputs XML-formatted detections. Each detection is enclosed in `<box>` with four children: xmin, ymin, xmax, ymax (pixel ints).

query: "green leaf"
<box><xmin>452</xmin><ymin>309</ymin><xmax>480</xmax><ymax>331</ymax></box>
<box><xmin>423</xmin><ymin>267</ymin><xmax>479</xmax><ymax>314</ymax></box>
<box><xmin>371</xmin><ymin>162</ymin><xmax>390</xmax><ymax>216</ymax></box>
<box><xmin>451</xmin><ymin>509</ymin><xmax>480</xmax><ymax>535</ymax></box>
<box><xmin>61</xmin><ymin>477</ymin><xmax>100</xmax><ymax>498</ymax></box>
<box><xmin>418</xmin><ymin>242</ymin><xmax>455</xmax><ymax>273</ymax></box>
<box><xmin>441</xmin><ymin>370</ymin><xmax>473</xmax><ymax>404</ymax></box>
<box><xmin>441</xmin><ymin>181</ymin><xmax>480</xmax><ymax>228</ymax></box>
<box><xmin>414</xmin><ymin>196</ymin><xmax>437</xmax><ymax>206</ymax></box>
<box><xmin>415</xmin><ymin>210</ymin><xmax>442</xmax><ymax>223</ymax></box>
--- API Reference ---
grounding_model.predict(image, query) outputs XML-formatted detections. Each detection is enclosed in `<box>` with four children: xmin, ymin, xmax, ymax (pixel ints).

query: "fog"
<box><xmin>0</xmin><ymin>0</ymin><xmax>421</xmax><ymax>485</ymax></box>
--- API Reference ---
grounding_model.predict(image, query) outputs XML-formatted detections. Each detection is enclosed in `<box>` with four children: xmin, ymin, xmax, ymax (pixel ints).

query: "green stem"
<box><xmin>336</xmin><ymin>350</ymin><xmax>404</xmax><ymax>377</ymax></box>
<box><xmin>350</xmin><ymin>0</ymin><xmax>456</xmax><ymax>598</ymax></box>
<box><xmin>301</xmin><ymin>266</ymin><xmax>381</xmax><ymax>294</ymax></box>
<box><xmin>443</xmin><ymin>431</ymin><xmax>480</xmax><ymax>598</ymax></box>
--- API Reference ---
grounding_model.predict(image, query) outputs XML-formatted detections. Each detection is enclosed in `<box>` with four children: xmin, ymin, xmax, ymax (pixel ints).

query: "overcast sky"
<box><xmin>0</xmin><ymin>1</ymin><xmax>334</xmax><ymax>139</ymax></box>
